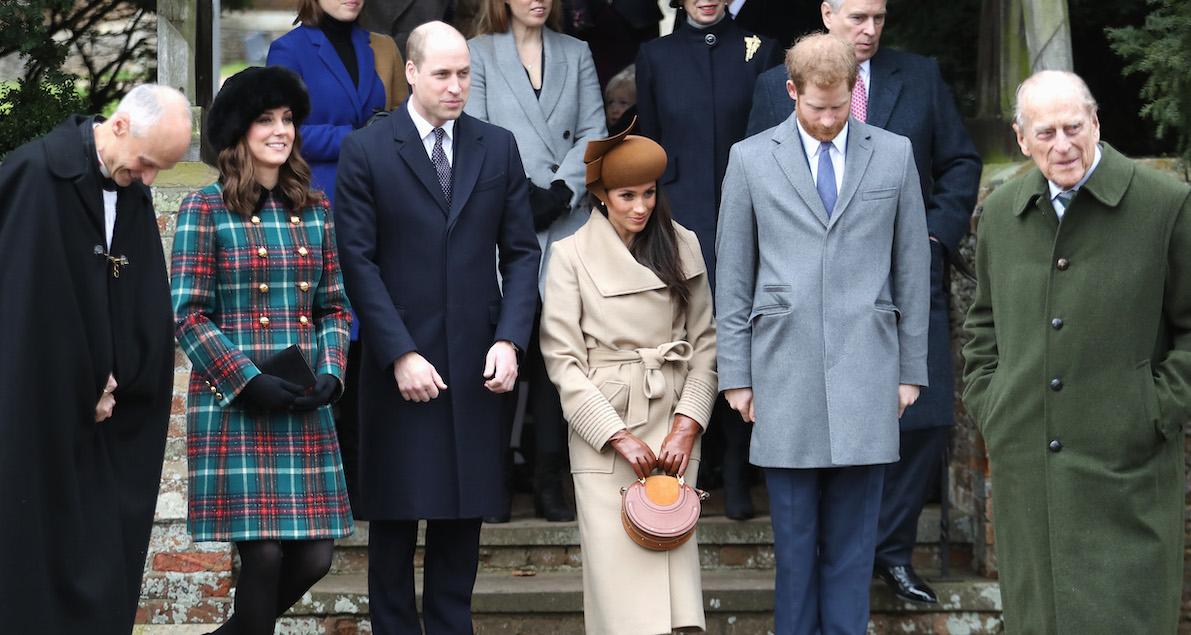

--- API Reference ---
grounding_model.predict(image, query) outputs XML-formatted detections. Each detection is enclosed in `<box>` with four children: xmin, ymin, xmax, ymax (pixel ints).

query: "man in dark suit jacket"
<box><xmin>746</xmin><ymin>0</ymin><xmax>982</xmax><ymax>604</ymax></box>
<box><xmin>334</xmin><ymin>22</ymin><xmax>540</xmax><ymax>634</ymax></box>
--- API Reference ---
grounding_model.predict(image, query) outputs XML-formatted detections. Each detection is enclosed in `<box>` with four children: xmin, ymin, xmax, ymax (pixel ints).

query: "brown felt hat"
<box><xmin>584</xmin><ymin>118</ymin><xmax>667</xmax><ymax>205</ymax></box>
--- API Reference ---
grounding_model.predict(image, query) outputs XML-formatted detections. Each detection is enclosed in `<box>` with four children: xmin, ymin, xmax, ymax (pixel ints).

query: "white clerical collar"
<box><xmin>408</xmin><ymin>102</ymin><xmax>455</xmax><ymax>142</ymax></box>
<box><xmin>1047</xmin><ymin>144</ymin><xmax>1102</xmax><ymax>202</ymax></box>
<box><xmin>93</xmin><ymin>122</ymin><xmax>112</xmax><ymax>178</ymax></box>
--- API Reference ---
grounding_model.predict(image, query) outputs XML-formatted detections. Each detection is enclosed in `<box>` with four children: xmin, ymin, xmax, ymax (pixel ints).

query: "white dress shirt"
<box><xmin>1048</xmin><ymin>145</ymin><xmax>1102</xmax><ymax>221</ymax></box>
<box><xmin>858</xmin><ymin>59</ymin><xmax>872</xmax><ymax>99</ymax></box>
<box><xmin>408</xmin><ymin>103</ymin><xmax>455</xmax><ymax>167</ymax></box>
<box><xmin>797</xmin><ymin>119</ymin><xmax>848</xmax><ymax>195</ymax></box>
<box><xmin>94</xmin><ymin>124</ymin><xmax>117</xmax><ymax>249</ymax></box>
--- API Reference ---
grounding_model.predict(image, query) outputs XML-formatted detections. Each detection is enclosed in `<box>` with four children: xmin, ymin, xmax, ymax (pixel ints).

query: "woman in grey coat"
<box><xmin>467</xmin><ymin>0</ymin><xmax>607</xmax><ymax>521</ymax></box>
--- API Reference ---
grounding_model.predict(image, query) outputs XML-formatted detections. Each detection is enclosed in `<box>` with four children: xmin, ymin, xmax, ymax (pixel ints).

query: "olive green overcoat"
<box><xmin>962</xmin><ymin>143</ymin><xmax>1191</xmax><ymax>634</ymax></box>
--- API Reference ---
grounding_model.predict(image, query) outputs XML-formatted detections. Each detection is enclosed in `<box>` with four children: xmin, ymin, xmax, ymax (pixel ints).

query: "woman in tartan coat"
<box><xmin>170</xmin><ymin>67</ymin><xmax>353</xmax><ymax>634</ymax></box>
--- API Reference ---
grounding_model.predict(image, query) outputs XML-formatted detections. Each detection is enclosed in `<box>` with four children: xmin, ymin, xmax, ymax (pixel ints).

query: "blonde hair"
<box><xmin>785</xmin><ymin>33</ymin><xmax>857</xmax><ymax>93</ymax></box>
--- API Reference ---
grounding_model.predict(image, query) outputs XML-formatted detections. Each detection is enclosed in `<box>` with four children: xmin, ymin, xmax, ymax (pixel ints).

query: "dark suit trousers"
<box><xmin>765</xmin><ymin>465</ymin><xmax>884</xmax><ymax>635</ymax></box>
<box><xmin>875</xmin><ymin>427</ymin><xmax>948</xmax><ymax>566</ymax></box>
<box><xmin>368</xmin><ymin>518</ymin><xmax>483</xmax><ymax>635</ymax></box>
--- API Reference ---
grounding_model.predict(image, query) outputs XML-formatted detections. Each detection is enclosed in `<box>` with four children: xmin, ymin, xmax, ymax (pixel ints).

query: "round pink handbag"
<box><xmin>620</xmin><ymin>475</ymin><xmax>709</xmax><ymax>551</ymax></box>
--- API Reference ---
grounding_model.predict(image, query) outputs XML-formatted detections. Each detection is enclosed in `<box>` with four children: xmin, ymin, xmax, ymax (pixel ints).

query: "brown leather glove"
<box><xmin>657</xmin><ymin>414</ymin><xmax>701</xmax><ymax>477</ymax></box>
<box><xmin>608</xmin><ymin>430</ymin><xmax>658</xmax><ymax>479</ymax></box>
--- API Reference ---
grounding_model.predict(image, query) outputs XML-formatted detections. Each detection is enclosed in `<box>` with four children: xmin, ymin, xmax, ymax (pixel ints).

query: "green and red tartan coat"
<box><xmin>171</xmin><ymin>182</ymin><xmax>353</xmax><ymax>542</ymax></box>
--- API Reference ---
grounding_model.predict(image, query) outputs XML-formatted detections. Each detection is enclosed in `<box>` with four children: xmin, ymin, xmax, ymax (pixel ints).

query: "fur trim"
<box><xmin>204</xmin><ymin>66</ymin><xmax>311</xmax><ymax>159</ymax></box>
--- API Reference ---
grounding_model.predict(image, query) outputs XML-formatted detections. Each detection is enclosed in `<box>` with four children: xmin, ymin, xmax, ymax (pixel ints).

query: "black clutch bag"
<box><xmin>257</xmin><ymin>345</ymin><xmax>316</xmax><ymax>389</ymax></box>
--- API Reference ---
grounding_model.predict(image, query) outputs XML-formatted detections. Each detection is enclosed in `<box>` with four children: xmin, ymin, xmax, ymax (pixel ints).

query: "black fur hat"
<box><xmin>203</xmin><ymin>66</ymin><xmax>310</xmax><ymax>162</ymax></box>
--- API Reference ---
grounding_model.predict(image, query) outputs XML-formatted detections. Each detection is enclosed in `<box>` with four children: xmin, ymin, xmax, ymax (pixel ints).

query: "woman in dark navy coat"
<box><xmin>636</xmin><ymin>0</ymin><xmax>781</xmax><ymax>520</ymax></box>
<box><xmin>636</xmin><ymin>0</ymin><xmax>781</xmax><ymax>281</ymax></box>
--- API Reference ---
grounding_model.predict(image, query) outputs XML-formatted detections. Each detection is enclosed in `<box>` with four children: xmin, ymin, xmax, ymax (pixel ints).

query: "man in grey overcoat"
<box><xmin>715</xmin><ymin>34</ymin><xmax>930</xmax><ymax>635</ymax></box>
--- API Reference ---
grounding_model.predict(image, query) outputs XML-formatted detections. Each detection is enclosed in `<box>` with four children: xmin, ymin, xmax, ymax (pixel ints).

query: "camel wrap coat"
<box><xmin>540</xmin><ymin>210</ymin><xmax>718</xmax><ymax>635</ymax></box>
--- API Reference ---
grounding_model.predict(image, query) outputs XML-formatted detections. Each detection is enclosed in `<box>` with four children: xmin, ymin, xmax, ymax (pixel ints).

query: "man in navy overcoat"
<box><xmin>746</xmin><ymin>0</ymin><xmax>982</xmax><ymax>603</ymax></box>
<box><xmin>334</xmin><ymin>21</ymin><xmax>540</xmax><ymax>634</ymax></box>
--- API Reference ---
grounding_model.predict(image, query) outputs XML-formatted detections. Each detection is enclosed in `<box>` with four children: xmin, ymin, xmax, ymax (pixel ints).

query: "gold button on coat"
<box><xmin>258</xmin><ymin>283</ymin><xmax>269</xmax><ymax>293</ymax></box>
<box><xmin>257</xmin><ymin>247</ymin><xmax>267</xmax><ymax>258</ymax></box>
<box><xmin>259</xmin><ymin>316</ymin><xmax>270</xmax><ymax>327</ymax></box>
<box><xmin>290</xmin><ymin>216</ymin><xmax>301</xmax><ymax>224</ymax></box>
<box><xmin>298</xmin><ymin>281</ymin><xmax>310</xmax><ymax>292</ymax></box>
<box><xmin>298</xmin><ymin>315</ymin><xmax>309</xmax><ymax>325</ymax></box>
<box><xmin>251</xmin><ymin>216</ymin><xmax>261</xmax><ymax>224</ymax></box>
<box><xmin>297</xmin><ymin>246</ymin><xmax>309</xmax><ymax>257</ymax></box>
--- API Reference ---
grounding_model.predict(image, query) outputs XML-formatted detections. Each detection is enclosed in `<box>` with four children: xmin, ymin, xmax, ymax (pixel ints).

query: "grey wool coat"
<box><xmin>466</xmin><ymin>29</ymin><xmax>607</xmax><ymax>290</ymax></box>
<box><xmin>715</xmin><ymin>117</ymin><xmax>931</xmax><ymax>468</ymax></box>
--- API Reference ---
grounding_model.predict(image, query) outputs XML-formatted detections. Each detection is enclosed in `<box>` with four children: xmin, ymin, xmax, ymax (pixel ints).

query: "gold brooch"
<box><xmin>745</xmin><ymin>35</ymin><xmax>761</xmax><ymax>62</ymax></box>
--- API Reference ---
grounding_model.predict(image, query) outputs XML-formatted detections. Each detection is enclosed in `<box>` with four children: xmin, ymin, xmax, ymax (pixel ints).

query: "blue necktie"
<box><xmin>816</xmin><ymin>141</ymin><xmax>837</xmax><ymax>218</ymax></box>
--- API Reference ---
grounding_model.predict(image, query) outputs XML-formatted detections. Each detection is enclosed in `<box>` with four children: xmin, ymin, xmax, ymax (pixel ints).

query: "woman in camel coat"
<box><xmin>540</xmin><ymin>127</ymin><xmax>717</xmax><ymax>634</ymax></box>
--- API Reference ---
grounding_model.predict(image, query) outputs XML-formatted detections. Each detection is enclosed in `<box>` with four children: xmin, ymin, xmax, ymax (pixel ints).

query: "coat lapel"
<box><xmin>574</xmin><ymin>211</ymin><xmax>666</xmax><ymax>296</ymax></box>
<box><xmin>447</xmin><ymin>115</ymin><xmax>484</xmax><ymax>229</ymax></box>
<box><xmin>866</xmin><ymin>49</ymin><xmax>901</xmax><ymax>129</ymax></box>
<box><xmin>494</xmin><ymin>32</ymin><xmax>555</xmax><ymax>150</ymax></box>
<box><xmin>308</xmin><ymin>27</ymin><xmax>362</xmax><ymax>114</ymax></box>
<box><xmin>393</xmin><ymin>107</ymin><xmax>448</xmax><ymax>215</ymax></box>
<box><xmin>829</xmin><ymin>121</ymin><xmax>874</xmax><ymax>230</ymax></box>
<box><xmin>772</xmin><ymin>119</ymin><xmax>830</xmax><ymax>228</ymax></box>
<box><xmin>538</xmin><ymin>30</ymin><xmax>568</xmax><ymax>121</ymax></box>
<box><xmin>352</xmin><ymin>27</ymin><xmax>379</xmax><ymax>112</ymax></box>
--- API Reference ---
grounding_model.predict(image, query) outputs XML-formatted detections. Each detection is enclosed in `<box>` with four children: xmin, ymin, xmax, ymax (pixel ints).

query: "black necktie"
<box><xmin>101</xmin><ymin>177</ymin><xmax>117</xmax><ymax>192</ymax></box>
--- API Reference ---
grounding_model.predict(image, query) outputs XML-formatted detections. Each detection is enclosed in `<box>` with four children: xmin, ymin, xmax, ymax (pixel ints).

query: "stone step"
<box><xmin>330</xmin><ymin>505</ymin><xmax>973</xmax><ymax>574</ymax></box>
<box><xmin>258</xmin><ymin>568</ymin><xmax>1002</xmax><ymax>634</ymax></box>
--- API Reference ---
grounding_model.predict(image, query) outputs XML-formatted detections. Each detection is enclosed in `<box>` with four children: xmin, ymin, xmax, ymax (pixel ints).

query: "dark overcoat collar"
<box><xmin>866</xmin><ymin>48</ymin><xmax>903</xmax><ymax>129</ymax></box>
<box><xmin>389</xmin><ymin>103</ymin><xmax>485</xmax><ymax>229</ymax></box>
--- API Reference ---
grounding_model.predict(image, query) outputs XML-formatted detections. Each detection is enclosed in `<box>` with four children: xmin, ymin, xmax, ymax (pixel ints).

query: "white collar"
<box><xmin>858</xmin><ymin>59</ymin><xmax>871</xmax><ymax>85</ymax></box>
<box><xmin>1047</xmin><ymin>144</ymin><xmax>1102</xmax><ymax>201</ymax></box>
<box><xmin>796</xmin><ymin>118</ymin><xmax>849</xmax><ymax>161</ymax></box>
<box><xmin>408</xmin><ymin>101</ymin><xmax>455</xmax><ymax>141</ymax></box>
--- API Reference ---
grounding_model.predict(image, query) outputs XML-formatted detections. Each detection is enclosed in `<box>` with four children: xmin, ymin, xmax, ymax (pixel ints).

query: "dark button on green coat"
<box><xmin>962</xmin><ymin>143</ymin><xmax>1191</xmax><ymax>634</ymax></box>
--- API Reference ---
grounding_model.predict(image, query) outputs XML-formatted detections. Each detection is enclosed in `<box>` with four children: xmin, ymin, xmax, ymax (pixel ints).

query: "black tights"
<box><xmin>212</xmin><ymin>539</ymin><xmax>334</xmax><ymax>635</ymax></box>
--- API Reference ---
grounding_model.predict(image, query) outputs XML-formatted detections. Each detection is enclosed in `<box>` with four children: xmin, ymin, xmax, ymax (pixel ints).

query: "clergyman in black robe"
<box><xmin>0</xmin><ymin>86</ymin><xmax>192</xmax><ymax>634</ymax></box>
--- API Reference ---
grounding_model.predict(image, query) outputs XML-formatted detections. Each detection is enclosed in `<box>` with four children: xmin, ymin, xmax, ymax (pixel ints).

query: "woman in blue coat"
<box><xmin>171</xmin><ymin>67</ymin><xmax>353</xmax><ymax>635</ymax></box>
<box><xmin>267</xmin><ymin>0</ymin><xmax>407</xmax><ymax>203</ymax></box>
<box><xmin>636</xmin><ymin>0</ymin><xmax>781</xmax><ymax>520</ymax></box>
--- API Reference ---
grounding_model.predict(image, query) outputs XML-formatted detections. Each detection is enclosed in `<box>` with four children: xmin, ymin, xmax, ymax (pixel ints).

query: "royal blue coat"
<box><xmin>268</xmin><ymin>24</ymin><xmax>387</xmax><ymax>204</ymax></box>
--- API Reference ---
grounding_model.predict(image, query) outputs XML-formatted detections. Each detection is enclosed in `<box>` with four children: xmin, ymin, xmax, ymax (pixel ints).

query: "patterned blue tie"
<box><xmin>432</xmin><ymin>127</ymin><xmax>452</xmax><ymax>206</ymax></box>
<box><xmin>816</xmin><ymin>141</ymin><xmax>837</xmax><ymax>218</ymax></box>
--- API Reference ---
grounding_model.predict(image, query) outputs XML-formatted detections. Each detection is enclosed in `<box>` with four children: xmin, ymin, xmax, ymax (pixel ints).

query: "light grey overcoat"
<box><xmin>715</xmin><ymin>116</ymin><xmax>931</xmax><ymax>468</ymax></box>
<box><xmin>466</xmin><ymin>29</ymin><xmax>606</xmax><ymax>291</ymax></box>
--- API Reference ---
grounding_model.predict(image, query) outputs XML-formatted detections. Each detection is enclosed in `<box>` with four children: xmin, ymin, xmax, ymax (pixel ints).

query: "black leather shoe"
<box><xmin>874</xmin><ymin>564</ymin><xmax>938</xmax><ymax>604</ymax></box>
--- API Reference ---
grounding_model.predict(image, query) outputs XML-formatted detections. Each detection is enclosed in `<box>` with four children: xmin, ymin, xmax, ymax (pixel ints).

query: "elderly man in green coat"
<box><xmin>963</xmin><ymin>70</ymin><xmax>1191</xmax><ymax>634</ymax></box>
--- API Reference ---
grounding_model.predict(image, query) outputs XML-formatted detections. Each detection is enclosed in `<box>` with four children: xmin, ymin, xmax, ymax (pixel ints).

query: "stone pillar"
<box><xmin>157</xmin><ymin>0</ymin><xmax>203</xmax><ymax>161</ymax></box>
<box><xmin>1021</xmin><ymin>0</ymin><xmax>1074</xmax><ymax>72</ymax></box>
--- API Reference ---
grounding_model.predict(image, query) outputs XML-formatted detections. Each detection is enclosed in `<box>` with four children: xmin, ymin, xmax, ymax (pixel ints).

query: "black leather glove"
<box><xmin>291</xmin><ymin>374</ymin><xmax>341</xmax><ymax>411</ymax></box>
<box><xmin>528</xmin><ymin>179</ymin><xmax>574</xmax><ymax>231</ymax></box>
<box><xmin>239</xmin><ymin>373</ymin><xmax>304</xmax><ymax>411</ymax></box>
